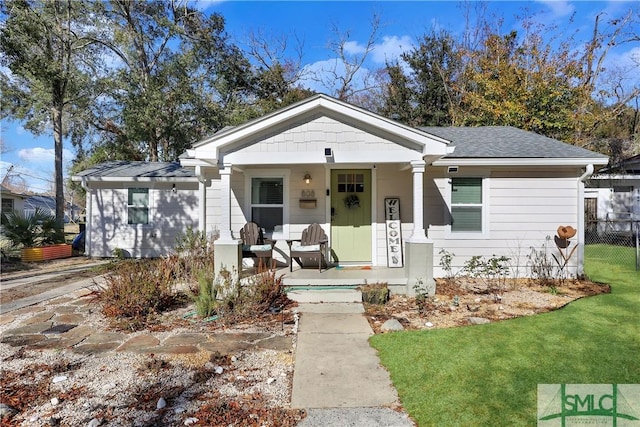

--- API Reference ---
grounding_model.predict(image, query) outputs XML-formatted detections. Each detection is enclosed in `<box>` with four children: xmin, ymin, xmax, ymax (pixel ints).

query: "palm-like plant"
<box><xmin>0</xmin><ymin>208</ymin><xmax>64</xmax><ymax>248</ymax></box>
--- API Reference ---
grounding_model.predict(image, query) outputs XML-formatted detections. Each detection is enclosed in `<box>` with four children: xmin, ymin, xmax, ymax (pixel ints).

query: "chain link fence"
<box><xmin>585</xmin><ymin>220</ymin><xmax>640</xmax><ymax>271</ymax></box>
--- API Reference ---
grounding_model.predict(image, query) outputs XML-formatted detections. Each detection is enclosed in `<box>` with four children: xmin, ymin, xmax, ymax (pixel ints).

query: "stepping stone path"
<box><xmin>0</xmin><ymin>293</ymin><xmax>292</xmax><ymax>357</ymax></box>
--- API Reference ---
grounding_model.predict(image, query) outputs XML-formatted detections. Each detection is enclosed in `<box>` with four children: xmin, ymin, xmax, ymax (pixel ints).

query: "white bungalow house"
<box><xmin>72</xmin><ymin>94</ymin><xmax>608</xmax><ymax>294</ymax></box>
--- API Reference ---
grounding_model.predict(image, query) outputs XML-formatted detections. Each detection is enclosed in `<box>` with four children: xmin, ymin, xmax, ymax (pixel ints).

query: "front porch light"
<box><xmin>304</xmin><ymin>173</ymin><xmax>312</xmax><ymax>184</ymax></box>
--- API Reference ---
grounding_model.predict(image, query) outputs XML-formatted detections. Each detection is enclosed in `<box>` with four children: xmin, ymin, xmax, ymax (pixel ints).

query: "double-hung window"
<box><xmin>128</xmin><ymin>188</ymin><xmax>149</xmax><ymax>224</ymax></box>
<box><xmin>251</xmin><ymin>177</ymin><xmax>283</xmax><ymax>234</ymax></box>
<box><xmin>451</xmin><ymin>178</ymin><xmax>483</xmax><ymax>233</ymax></box>
<box><xmin>1</xmin><ymin>198</ymin><xmax>14</xmax><ymax>213</ymax></box>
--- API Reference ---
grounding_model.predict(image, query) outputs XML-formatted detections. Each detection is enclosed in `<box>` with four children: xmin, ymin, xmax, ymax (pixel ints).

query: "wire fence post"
<box><xmin>636</xmin><ymin>222</ymin><xmax>639</xmax><ymax>272</ymax></box>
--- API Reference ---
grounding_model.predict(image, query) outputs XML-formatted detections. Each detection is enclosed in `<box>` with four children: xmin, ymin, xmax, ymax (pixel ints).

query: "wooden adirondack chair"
<box><xmin>240</xmin><ymin>222</ymin><xmax>274</xmax><ymax>267</ymax></box>
<box><xmin>287</xmin><ymin>223</ymin><xmax>328</xmax><ymax>272</ymax></box>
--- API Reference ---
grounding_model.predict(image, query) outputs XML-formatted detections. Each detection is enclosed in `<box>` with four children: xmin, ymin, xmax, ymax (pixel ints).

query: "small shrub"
<box><xmin>174</xmin><ymin>227</ymin><xmax>216</xmax><ymax>286</ymax></box>
<box><xmin>528</xmin><ymin>237</ymin><xmax>555</xmax><ymax>284</ymax></box>
<box><xmin>112</xmin><ymin>247</ymin><xmax>126</xmax><ymax>259</ymax></box>
<box><xmin>462</xmin><ymin>254</ymin><xmax>511</xmax><ymax>292</ymax></box>
<box><xmin>192</xmin><ymin>269</ymin><xmax>219</xmax><ymax>318</ymax></box>
<box><xmin>96</xmin><ymin>259</ymin><xmax>179</xmax><ymax>330</ymax></box>
<box><xmin>1</xmin><ymin>207</ymin><xmax>64</xmax><ymax>248</ymax></box>
<box><xmin>438</xmin><ymin>249</ymin><xmax>458</xmax><ymax>284</ymax></box>
<box><xmin>248</xmin><ymin>262</ymin><xmax>287</xmax><ymax>312</ymax></box>
<box><xmin>413</xmin><ymin>278</ymin><xmax>431</xmax><ymax>314</ymax></box>
<box><xmin>360</xmin><ymin>282</ymin><xmax>389</xmax><ymax>305</ymax></box>
<box><xmin>190</xmin><ymin>263</ymin><xmax>287</xmax><ymax>322</ymax></box>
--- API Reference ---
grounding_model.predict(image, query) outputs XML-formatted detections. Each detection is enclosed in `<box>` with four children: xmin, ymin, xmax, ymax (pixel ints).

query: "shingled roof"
<box><xmin>421</xmin><ymin>126</ymin><xmax>607</xmax><ymax>160</ymax></box>
<box><xmin>72</xmin><ymin>161</ymin><xmax>196</xmax><ymax>180</ymax></box>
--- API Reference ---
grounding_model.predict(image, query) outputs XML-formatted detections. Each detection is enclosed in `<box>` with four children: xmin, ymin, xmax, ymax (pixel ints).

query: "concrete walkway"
<box><xmin>290</xmin><ymin>294</ymin><xmax>414</xmax><ymax>426</ymax></box>
<box><xmin>0</xmin><ymin>274</ymin><xmax>105</xmax><ymax>315</ymax></box>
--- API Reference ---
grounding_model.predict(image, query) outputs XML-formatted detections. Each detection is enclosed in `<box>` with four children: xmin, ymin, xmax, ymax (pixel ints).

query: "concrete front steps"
<box><xmin>285</xmin><ymin>287</ymin><xmax>362</xmax><ymax>304</ymax></box>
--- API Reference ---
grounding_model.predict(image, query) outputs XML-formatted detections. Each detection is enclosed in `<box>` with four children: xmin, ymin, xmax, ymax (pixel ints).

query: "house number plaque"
<box><xmin>385</xmin><ymin>198</ymin><xmax>403</xmax><ymax>268</ymax></box>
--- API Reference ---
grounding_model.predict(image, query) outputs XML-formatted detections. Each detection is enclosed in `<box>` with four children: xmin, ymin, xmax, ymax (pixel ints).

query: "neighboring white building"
<box><xmin>0</xmin><ymin>185</ymin><xmax>26</xmax><ymax>216</ymax></box>
<box><xmin>73</xmin><ymin>95</ymin><xmax>609</xmax><ymax>293</ymax></box>
<box><xmin>585</xmin><ymin>154</ymin><xmax>640</xmax><ymax>235</ymax></box>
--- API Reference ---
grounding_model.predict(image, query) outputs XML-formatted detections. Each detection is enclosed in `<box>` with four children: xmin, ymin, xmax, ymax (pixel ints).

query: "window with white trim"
<box><xmin>1</xmin><ymin>198</ymin><xmax>14</xmax><ymax>213</ymax></box>
<box><xmin>127</xmin><ymin>188</ymin><xmax>149</xmax><ymax>224</ymax></box>
<box><xmin>250</xmin><ymin>177</ymin><xmax>283</xmax><ymax>234</ymax></box>
<box><xmin>451</xmin><ymin>178</ymin><xmax>483</xmax><ymax>232</ymax></box>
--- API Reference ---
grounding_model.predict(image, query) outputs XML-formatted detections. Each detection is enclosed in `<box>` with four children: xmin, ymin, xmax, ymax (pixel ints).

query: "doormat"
<box><xmin>335</xmin><ymin>265</ymin><xmax>372</xmax><ymax>270</ymax></box>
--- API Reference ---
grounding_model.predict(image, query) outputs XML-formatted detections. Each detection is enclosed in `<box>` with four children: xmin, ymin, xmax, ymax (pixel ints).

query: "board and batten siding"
<box><xmin>88</xmin><ymin>183</ymin><xmax>198</xmax><ymax>258</ymax></box>
<box><xmin>427</xmin><ymin>171</ymin><xmax>580</xmax><ymax>277</ymax></box>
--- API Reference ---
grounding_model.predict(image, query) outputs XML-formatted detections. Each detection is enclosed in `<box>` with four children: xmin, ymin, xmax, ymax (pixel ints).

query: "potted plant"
<box><xmin>1</xmin><ymin>208</ymin><xmax>70</xmax><ymax>262</ymax></box>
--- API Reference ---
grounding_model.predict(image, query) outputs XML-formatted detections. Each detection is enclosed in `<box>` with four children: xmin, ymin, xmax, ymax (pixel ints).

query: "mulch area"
<box><xmin>364</xmin><ymin>278</ymin><xmax>611</xmax><ymax>333</ymax></box>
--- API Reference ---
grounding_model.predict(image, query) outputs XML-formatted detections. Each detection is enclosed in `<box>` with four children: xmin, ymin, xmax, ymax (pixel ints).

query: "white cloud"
<box><xmin>371</xmin><ymin>35</ymin><xmax>414</xmax><ymax>64</ymax></box>
<box><xmin>18</xmin><ymin>147</ymin><xmax>74</xmax><ymax>164</ymax></box>
<box><xmin>298</xmin><ymin>34</ymin><xmax>414</xmax><ymax>96</ymax></box>
<box><xmin>189</xmin><ymin>0</ymin><xmax>224</xmax><ymax>12</ymax></box>
<box><xmin>536</xmin><ymin>1</ymin><xmax>575</xmax><ymax>18</ymax></box>
<box><xmin>16</xmin><ymin>126</ymin><xmax>26</xmax><ymax>136</ymax></box>
<box><xmin>343</xmin><ymin>40</ymin><xmax>367</xmax><ymax>55</ymax></box>
<box><xmin>299</xmin><ymin>58</ymin><xmax>371</xmax><ymax>95</ymax></box>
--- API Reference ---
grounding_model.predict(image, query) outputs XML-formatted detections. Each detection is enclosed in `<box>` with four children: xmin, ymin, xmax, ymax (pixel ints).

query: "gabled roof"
<box><xmin>72</xmin><ymin>161</ymin><xmax>197</xmax><ymax>183</ymax></box>
<box><xmin>183</xmin><ymin>94</ymin><xmax>451</xmax><ymax>166</ymax></box>
<box><xmin>425</xmin><ymin>126</ymin><xmax>608</xmax><ymax>166</ymax></box>
<box><xmin>0</xmin><ymin>185</ymin><xmax>25</xmax><ymax>198</ymax></box>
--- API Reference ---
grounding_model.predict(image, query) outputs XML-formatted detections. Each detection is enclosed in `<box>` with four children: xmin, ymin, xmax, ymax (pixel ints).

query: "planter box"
<box><xmin>21</xmin><ymin>244</ymin><xmax>72</xmax><ymax>262</ymax></box>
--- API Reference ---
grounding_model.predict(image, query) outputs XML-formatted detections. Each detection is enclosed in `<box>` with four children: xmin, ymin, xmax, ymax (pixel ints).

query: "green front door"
<box><xmin>330</xmin><ymin>169</ymin><xmax>372</xmax><ymax>263</ymax></box>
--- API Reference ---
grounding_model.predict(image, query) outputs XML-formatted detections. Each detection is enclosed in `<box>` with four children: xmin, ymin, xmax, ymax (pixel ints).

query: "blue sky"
<box><xmin>1</xmin><ymin>0</ymin><xmax>638</xmax><ymax>193</ymax></box>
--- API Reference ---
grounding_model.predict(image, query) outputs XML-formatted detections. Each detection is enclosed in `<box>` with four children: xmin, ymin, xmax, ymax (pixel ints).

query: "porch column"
<box><xmin>214</xmin><ymin>163</ymin><xmax>241</xmax><ymax>275</ymax></box>
<box><xmin>409</xmin><ymin>159</ymin><xmax>426</xmax><ymax>241</ymax></box>
<box><xmin>196</xmin><ymin>166</ymin><xmax>206</xmax><ymax>234</ymax></box>
<box><xmin>405</xmin><ymin>159</ymin><xmax>435</xmax><ymax>296</ymax></box>
<box><xmin>218</xmin><ymin>163</ymin><xmax>234</xmax><ymax>242</ymax></box>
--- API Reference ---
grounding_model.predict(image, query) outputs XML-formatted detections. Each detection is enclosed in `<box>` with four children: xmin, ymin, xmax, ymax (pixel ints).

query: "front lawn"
<box><xmin>370</xmin><ymin>247</ymin><xmax>640</xmax><ymax>426</ymax></box>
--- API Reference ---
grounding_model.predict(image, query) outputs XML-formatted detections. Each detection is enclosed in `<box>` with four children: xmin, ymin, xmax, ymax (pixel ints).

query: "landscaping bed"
<box><xmin>364</xmin><ymin>278</ymin><xmax>610</xmax><ymax>333</ymax></box>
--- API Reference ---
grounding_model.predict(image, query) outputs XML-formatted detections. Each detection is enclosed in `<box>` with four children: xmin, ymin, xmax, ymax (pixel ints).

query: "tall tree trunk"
<box><xmin>52</xmin><ymin>105</ymin><xmax>65</xmax><ymax>232</ymax></box>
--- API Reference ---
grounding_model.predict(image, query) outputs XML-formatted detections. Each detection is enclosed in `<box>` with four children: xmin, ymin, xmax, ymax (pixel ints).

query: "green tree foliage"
<box><xmin>0</xmin><ymin>0</ymin><xmax>102</xmax><ymax>229</ymax></box>
<box><xmin>87</xmin><ymin>0</ymin><xmax>254</xmax><ymax>163</ymax></box>
<box><xmin>378</xmin><ymin>9</ymin><xmax>639</xmax><ymax>158</ymax></box>
<box><xmin>379</xmin><ymin>62</ymin><xmax>417</xmax><ymax>125</ymax></box>
<box><xmin>402</xmin><ymin>30</ymin><xmax>460</xmax><ymax>126</ymax></box>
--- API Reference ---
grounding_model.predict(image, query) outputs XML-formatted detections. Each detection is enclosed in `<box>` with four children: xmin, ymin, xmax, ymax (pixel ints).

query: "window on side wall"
<box><xmin>451</xmin><ymin>178</ymin><xmax>483</xmax><ymax>233</ymax></box>
<box><xmin>1</xmin><ymin>198</ymin><xmax>14</xmax><ymax>213</ymax></box>
<box><xmin>127</xmin><ymin>188</ymin><xmax>149</xmax><ymax>224</ymax></box>
<box><xmin>251</xmin><ymin>177</ymin><xmax>283</xmax><ymax>234</ymax></box>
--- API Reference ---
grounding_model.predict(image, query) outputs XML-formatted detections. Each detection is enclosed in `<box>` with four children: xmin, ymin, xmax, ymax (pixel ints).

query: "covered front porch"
<box><xmin>180</xmin><ymin>95</ymin><xmax>452</xmax><ymax>295</ymax></box>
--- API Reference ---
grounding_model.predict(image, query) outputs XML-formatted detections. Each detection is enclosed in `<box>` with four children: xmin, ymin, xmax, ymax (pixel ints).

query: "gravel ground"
<box><xmin>0</xmin><ymin>295</ymin><xmax>303</xmax><ymax>427</ymax></box>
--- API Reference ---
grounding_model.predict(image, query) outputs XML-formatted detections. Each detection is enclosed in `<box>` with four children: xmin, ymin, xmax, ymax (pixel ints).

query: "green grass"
<box><xmin>371</xmin><ymin>246</ymin><xmax>640</xmax><ymax>426</ymax></box>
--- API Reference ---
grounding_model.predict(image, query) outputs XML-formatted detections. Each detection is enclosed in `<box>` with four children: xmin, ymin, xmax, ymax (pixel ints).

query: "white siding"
<box><xmin>375</xmin><ymin>164</ymin><xmax>414</xmax><ymax>266</ymax></box>
<box><xmin>89</xmin><ymin>183</ymin><xmax>198</xmax><ymax>258</ymax></box>
<box><xmin>427</xmin><ymin>169</ymin><xmax>581</xmax><ymax>277</ymax></box>
<box><xmin>238</xmin><ymin>116</ymin><xmax>406</xmax><ymax>154</ymax></box>
<box><xmin>223</xmin><ymin>115</ymin><xmax>422</xmax><ymax>165</ymax></box>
